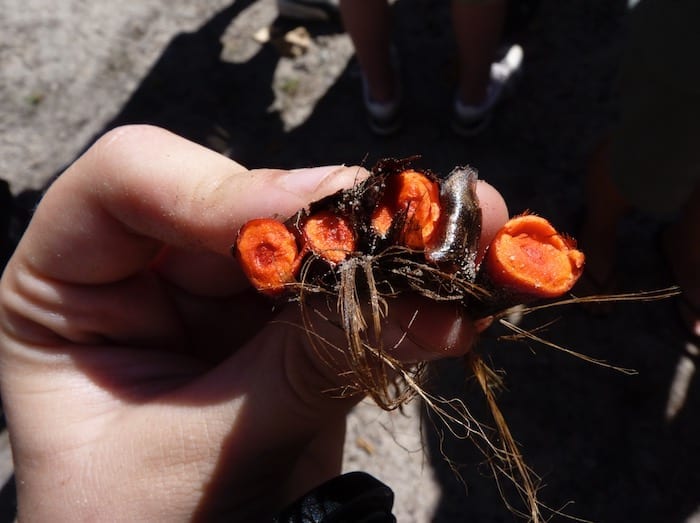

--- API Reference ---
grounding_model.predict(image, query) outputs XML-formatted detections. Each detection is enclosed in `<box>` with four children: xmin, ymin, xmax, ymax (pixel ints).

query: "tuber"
<box><xmin>484</xmin><ymin>214</ymin><xmax>585</xmax><ymax>298</ymax></box>
<box><xmin>234</xmin><ymin>218</ymin><xmax>300</xmax><ymax>296</ymax></box>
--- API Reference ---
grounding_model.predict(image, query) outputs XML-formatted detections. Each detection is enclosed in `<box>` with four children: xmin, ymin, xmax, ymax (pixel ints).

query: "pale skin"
<box><xmin>0</xmin><ymin>125</ymin><xmax>508</xmax><ymax>521</ymax></box>
<box><xmin>339</xmin><ymin>0</ymin><xmax>506</xmax><ymax>105</ymax></box>
<box><xmin>580</xmin><ymin>137</ymin><xmax>700</xmax><ymax>333</ymax></box>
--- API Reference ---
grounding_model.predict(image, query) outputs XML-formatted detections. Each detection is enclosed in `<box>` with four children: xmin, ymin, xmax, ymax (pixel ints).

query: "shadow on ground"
<box><xmin>2</xmin><ymin>1</ymin><xmax>699</xmax><ymax>521</ymax></box>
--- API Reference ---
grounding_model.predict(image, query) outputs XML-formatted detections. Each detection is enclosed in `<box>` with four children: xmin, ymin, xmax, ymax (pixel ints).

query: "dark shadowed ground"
<box><xmin>1</xmin><ymin>1</ymin><xmax>698</xmax><ymax>521</ymax></box>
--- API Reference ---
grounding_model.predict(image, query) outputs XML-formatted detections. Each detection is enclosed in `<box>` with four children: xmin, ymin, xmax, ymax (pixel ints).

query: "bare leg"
<box><xmin>579</xmin><ymin>137</ymin><xmax>630</xmax><ymax>288</ymax></box>
<box><xmin>339</xmin><ymin>0</ymin><xmax>396</xmax><ymax>103</ymax></box>
<box><xmin>664</xmin><ymin>182</ymin><xmax>700</xmax><ymax>336</ymax></box>
<box><xmin>451</xmin><ymin>0</ymin><xmax>506</xmax><ymax>105</ymax></box>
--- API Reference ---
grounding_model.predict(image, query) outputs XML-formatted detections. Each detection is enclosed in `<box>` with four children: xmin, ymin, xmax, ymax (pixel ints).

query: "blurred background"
<box><xmin>1</xmin><ymin>0</ymin><xmax>698</xmax><ymax>521</ymax></box>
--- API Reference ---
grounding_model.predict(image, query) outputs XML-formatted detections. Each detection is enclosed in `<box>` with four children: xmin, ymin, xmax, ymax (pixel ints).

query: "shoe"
<box><xmin>276</xmin><ymin>0</ymin><xmax>340</xmax><ymax>22</ymax></box>
<box><xmin>360</xmin><ymin>49</ymin><xmax>403</xmax><ymax>136</ymax></box>
<box><xmin>452</xmin><ymin>95</ymin><xmax>494</xmax><ymax>137</ymax></box>
<box><xmin>362</xmin><ymin>80</ymin><xmax>402</xmax><ymax>136</ymax></box>
<box><xmin>491</xmin><ymin>43</ymin><xmax>524</xmax><ymax>90</ymax></box>
<box><xmin>452</xmin><ymin>43</ymin><xmax>524</xmax><ymax>137</ymax></box>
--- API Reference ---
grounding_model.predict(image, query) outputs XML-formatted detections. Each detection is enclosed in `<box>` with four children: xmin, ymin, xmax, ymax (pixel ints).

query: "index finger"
<box><xmin>18</xmin><ymin>125</ymin><xmax>365</xmax><ymax>285</ymax></box>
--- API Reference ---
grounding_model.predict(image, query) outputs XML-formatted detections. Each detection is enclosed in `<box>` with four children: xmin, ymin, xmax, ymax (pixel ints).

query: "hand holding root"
<box><xmin>234</xmin><ymin>158</ymin><xmax>584</xmax><ymax>404</ymax></box>
<box><xmin>234</xmin><ymin>157</ymin><xmax>586</xmax><ymax>522</ymax></box>
<box><xmin>0</xmin><ymin>127</ymin><xmax>512</xmax><ymax>521</ymax></box>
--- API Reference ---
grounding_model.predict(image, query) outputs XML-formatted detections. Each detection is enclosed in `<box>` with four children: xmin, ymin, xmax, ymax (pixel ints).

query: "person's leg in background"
<box><xmin>452</xmin><ymin>0</ymin><xmax>505</xmax><ymax>106</ymax></box>
<box><xmin>577</xmin><ymin>137</ymin><xmax>629</xmax><ymax>294</ymax></box>
<box><xmin>339</xmin><ymin>0</ymin><xmax>401</xmax><ymax>135</ymax></box>
<box><xmin>339</xmin><ymin>0</ymin><xmax>521</xmax><ymax>136</ymax></box>
<box><xmin>578</xmin><ymin>0</ymin><xmax>700</xmax><ymax>337</ymax></box>
<box><xmin>451</xmin><ymin>0</ymin><xmax>522</xmax><ymax>136</ymax></box>
<box><xmin>339</xmin><ymin>0</ymin><xmax>395</xmax><ymax>104</ymax></box>
<box><xmin>663</xmin><ymin>182</ymin><xmax>700</xmax><ymax>338</ymax></box>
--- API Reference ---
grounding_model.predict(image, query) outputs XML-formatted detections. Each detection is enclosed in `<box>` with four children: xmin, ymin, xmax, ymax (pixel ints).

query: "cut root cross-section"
<box><xmin>235</xmin><ymin>218</ymin><xmax>300</xmax><ymax>296</ymax></box>
<box><xmin>484</xmin><ymin>214</ymin><xmax>585</xmax><ymax>298</ymax></box>
<box><xmin>371</xmin><ymin>169</ymin><xmax>441</xmax><ymax>249</ymax></box>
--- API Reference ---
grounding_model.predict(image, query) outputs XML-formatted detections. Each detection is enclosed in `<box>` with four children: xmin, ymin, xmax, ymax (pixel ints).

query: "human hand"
<box><xmin>0</xmin><ymin>125</ymin><xmax>508</xmax><ymax>521</ymax></box>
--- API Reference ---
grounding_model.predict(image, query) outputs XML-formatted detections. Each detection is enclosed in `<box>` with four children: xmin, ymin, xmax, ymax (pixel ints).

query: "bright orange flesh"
<box><xmin>371</xmin><ymin>169</ymin><xmax>441</xmax><ymax>249</ymax></box>
<box><xmin>484</xmin><ymin>214</ymin><xmax>585</xmax><ymax>298</ymax></box>
<box><xmin>371</xmin><ymin>205</ymin><xmax>394</xmax><ymax>238</ymax></box>
<box><xmin>303</xmin><ymin>210</ymin><xmax>356</xmax><ymax>264</ymax></box>
<box><xmin>235</xmin><ymin>219</ymin><xmax>300</xmax><ymax>295</ymax></box>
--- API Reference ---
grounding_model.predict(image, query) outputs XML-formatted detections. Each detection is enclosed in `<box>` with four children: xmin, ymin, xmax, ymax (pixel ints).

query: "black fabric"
<box><xmin>274</xmin><ymin>472</ymin><xmax>396</xmax><ymax>523</ymax></box>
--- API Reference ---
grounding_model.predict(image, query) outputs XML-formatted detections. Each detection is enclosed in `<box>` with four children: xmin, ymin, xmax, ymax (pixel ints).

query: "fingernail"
<box><xmin>279</xmin><ymin>165</ymin><xmax>346</xmax><ymax>195</ymax></box>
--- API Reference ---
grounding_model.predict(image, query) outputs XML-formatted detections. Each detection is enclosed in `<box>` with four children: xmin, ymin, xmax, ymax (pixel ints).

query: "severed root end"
<box><xmin>235</xmin><ymin>218</ymin><xmax>300</xmax><ymax>296</ymax></box>
<box><xmin>371</xmin><ymin>169</ymin><xmax>441</xmax><ymax>249</ymax></box>
<box><xmin>234</xmin><ymin>211</ymin><xmax>357</xmax><ymax>295</ymax></box>
<box><xmin>484</xmin><ymin>214</ymin><xmax>585</xmax><ymax>299</ymax></box>
<box><xmin>302</xmin><ymin>210</ymin><xmax>356</xmax><ymax>265</ymax></box>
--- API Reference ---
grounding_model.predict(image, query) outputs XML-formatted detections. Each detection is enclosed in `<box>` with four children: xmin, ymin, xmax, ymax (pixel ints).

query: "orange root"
<box><xmin>484</xmin><ymin>214</ymin><xmax>585</xmax><ymax>298</ymax></box>
<box><xmin>302</xmin><ymin>210</ymin><xmax>356</xmax><ymax>265</ymax></box>
<box><xmin>371</xmin><ymin>169</ymin><xmax>441</xmax><ymax>249</ymax></box>
<box><xmin>235</xmin><ymin>218</ymin><xmax>301</xmax><ymax>295</ymax></box>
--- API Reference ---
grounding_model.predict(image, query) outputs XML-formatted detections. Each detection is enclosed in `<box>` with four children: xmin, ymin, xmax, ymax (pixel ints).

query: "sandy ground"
<box><xmin>2</xmin><ymin>1</ymin><xmax>700</xmax><ymax>521</ymax></box>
